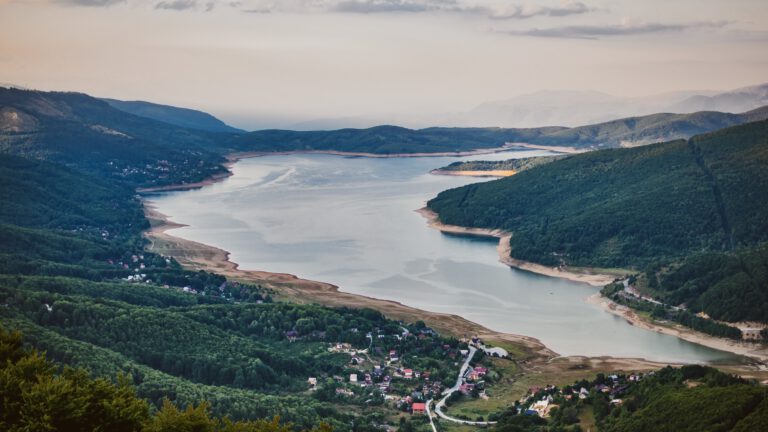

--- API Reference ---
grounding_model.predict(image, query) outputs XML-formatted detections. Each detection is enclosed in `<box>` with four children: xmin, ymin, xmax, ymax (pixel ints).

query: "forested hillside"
<box><xmin>644</xmin><ymin>245</ymin><xmax>768</xmax><ymax>323</ymax></box>
<box><xmin>428</xmin><ymin>120</ymin><xmax>768</xmax><ymax>322</ymax></box>
<box><xmin>0</xmin><ymin>327</ymin><xmax>332</xmax><ymax>432</ymax></box>
<box><xmin>0</xmin><ymin>152</ymin><xmax>466</xmax><ymax>429</ymax></box>
<box><xmin>0</xmin><ymin>88</ymin><xmax>230</xmax><ymax>187</ymax></box>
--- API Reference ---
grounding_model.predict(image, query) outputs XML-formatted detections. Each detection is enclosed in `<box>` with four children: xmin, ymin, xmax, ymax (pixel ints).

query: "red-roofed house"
<box><xmin>412</xmin><ymin>402</ymin><xmax>427</xmax><ymax>415</ymax></box>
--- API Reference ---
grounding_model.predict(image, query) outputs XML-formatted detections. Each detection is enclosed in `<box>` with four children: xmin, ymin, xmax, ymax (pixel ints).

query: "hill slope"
<box><xmin>0</xmin><ymin>88</ymin><xmax>230</xmax><ymax>186</ymax></box>
<box><xmin>428</xmin><ymin>120</ymin><xmax>768</xmax><ymax>321</ymax></box>
<box><xmin>428</xmin><ymin>120</ymin><xmax>768</xmax><ymax>268</ymax></box>
<box><xmin>102</xmin><ymin>98</ymin><xmax>243</xmax><ymax>133</ymax></box>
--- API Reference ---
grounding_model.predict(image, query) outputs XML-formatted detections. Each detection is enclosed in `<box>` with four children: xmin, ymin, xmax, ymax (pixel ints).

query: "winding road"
<box><xmin>430</xmin><ymin>346</ymin><xmax>497</xmax><ymax>427</ymax></box>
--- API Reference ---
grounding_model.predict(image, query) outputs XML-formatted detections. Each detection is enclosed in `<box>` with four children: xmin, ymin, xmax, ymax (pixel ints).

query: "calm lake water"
<box><xmin>150</xmin><ymin>151</ymin><xmax>739</xmax><ymax>363</ymax></box>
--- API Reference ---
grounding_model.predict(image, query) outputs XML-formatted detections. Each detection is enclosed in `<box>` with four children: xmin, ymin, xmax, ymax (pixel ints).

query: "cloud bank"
<box><xmin>504</xmin><ymin>20</ymin><xmax>730</xmax><ymax>39</ymax></box>
<box><xmin>490</xmin><ymin>1</ymin><xmax>595</xmax><ymax>20</ymax></box>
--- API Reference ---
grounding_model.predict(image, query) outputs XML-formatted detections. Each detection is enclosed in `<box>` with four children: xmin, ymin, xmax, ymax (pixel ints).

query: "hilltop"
<box><xmin>102</xmin><ymin>98</ymin><xmax>243</xmax><ymax>133</ymax></box>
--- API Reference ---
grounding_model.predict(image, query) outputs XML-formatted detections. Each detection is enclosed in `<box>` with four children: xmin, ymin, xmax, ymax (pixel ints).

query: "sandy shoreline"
<box><xmin>505</xmin><ymin>143</ymin><xmax>584</xmax><ymax>154</ymax></box>
<box><xmin>419</xmin><ymin>206</ymin><xmax>768</xmax><ymax>364</ymax></box>
<box><xmin>587</xmin><ymin>293</ymin><xmax>768</xmax><ymax>363</ymax></box>
<box><xmin>139</xmin><ymin>151</ymin><xmax>768</xmax><ymax>379</ymax></box>
<box><xmin>430</xmin><ymin>169</ymin><xmax>517</xmax><ymax>178</ymax></box>
<box><xmin>417</xmin><ymin>208</ymin><xmax>618</xmax><ymax>287</ymax></box>
<box><xmin>144</xmin><ymin>203</ymin><xmax>561</xmax><ymax>364</ymax></box>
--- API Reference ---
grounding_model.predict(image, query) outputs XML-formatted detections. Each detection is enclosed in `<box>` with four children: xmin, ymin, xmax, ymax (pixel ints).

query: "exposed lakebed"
<box><xmin>150</xmin><ymin>151</ymin><xmax>738</xmax><ymax>363</ymax></box>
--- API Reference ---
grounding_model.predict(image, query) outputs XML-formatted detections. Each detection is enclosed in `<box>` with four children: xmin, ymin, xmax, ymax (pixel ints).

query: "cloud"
<box><xmin>503</xmin><ymin>20</ymin><xmax>730</xmax><ymax>39</ymax></box>
<box><xmin>330</xmin><ymin>0</ymin><xmax>483</xmax><ymax>14</ymax></box>
<box><xmin>55</xmin><ymin>0</ymin><xmax>125</xmax><ymax>6</ymax></box>
<box><xmin>155</xmin><ymin>0</ymin><xmax>198</xmax><ymax>10</ymax></box>
<box><xmin>491</xmin><ymin>1</ymin><xmax>596</xmax><ymax>20</ymax></box>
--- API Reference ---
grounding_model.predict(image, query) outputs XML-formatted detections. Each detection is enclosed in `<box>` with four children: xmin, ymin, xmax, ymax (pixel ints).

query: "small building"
<box><xmin>350</xmin><ymin>373</ymin><xmax>358</xmax><ymax>383</ymax></box>
<box><xmin>411</xmin><ymin>402</ymin><xmax>427</xmax><ymax>415</ymax></box>
<box><xmin>307</xmin><ymin>377</ymin><xmax>317</xmax><ymax>388</ymax></box>
<box><xmin>403</xmin><ymin>369</ymin><xmax>414</xmax><ymax>379</ymax></box>
<box><xmin>742</xmin><ymin>328</ymin><xmax>763</xmax><ymax>341</ymax></box>
<box><xmin>484</xmin><ymin>346</ymin><xmax>509</xmax><ymax>357</ymax></box>
<box><xmin>578</xmin><ymin>387</ymin><xmax>589</xmax><ymax>400</ymax></box>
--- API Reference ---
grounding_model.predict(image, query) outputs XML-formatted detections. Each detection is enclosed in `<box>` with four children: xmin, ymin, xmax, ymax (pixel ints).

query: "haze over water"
<box><xmin>151</xmin><ymin>151</ymin><xmax>738</xmax><ymax>363</ymax></box>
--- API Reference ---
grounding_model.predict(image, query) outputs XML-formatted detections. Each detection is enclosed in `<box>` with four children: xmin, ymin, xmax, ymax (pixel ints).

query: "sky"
<box><xmin>1</xmin><ymin>0</ymin><xmax>767</xmax><ymax>128</ymax></box>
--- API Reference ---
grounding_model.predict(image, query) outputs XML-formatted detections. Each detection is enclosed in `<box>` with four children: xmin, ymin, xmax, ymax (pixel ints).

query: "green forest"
<box><xmin>0</xmin><ymin>151</ymin><xmax>464</xmax><ymax>429</ymax></box>
<box><xmin>428</xmin><ymin>120</ymin><xmax>768</xmax><ymax>323</ymax></box>
<box><xmin>2</xmin><ymin>87</ymin><xmax>768</xmax><ymax>430</ymax></box>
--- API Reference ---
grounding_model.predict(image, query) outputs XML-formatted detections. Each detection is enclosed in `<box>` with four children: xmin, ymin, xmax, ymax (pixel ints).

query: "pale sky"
<box><xmin>1</xmin><ymin>0</ymin><xmax>767</xmax><ymax>127</ymax></box>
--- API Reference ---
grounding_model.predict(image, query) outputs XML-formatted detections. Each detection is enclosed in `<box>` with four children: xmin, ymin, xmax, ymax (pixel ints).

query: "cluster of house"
<box><xmin>109</xmin><ymin>159</ymin><xmax>175</xmax><ymax>181</ymax></box>
<box><xmin>457</xmin><ymin>365</ymin><xmax>489</xmax><ymax>397</ymax></box>
<box><xmin>520</xmin><ymin>373</ymin><xmax>647</xmax><ymax>418</ymax></box>
<box><xmin>314</xmin><ymin>337</ymin><xmax>455</xmax><ymax>415</ymax></box>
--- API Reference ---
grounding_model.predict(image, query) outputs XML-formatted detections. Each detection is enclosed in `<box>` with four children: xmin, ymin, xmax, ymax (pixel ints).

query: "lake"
<box><xmin>150</xmin><ymin>151</ymin><xmax>738</xmax><ymax>363</ymax></box>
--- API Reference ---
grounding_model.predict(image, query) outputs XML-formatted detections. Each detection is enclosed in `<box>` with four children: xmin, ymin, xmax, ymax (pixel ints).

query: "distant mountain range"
<box><xmin>233</xmin><ymin>106</ymin><xmax>768</xmax><ymax>152</ymax></box>
<box><xmin>452</xmin><ymin>83</ymin><xmax>768</xmax><ymax>129</ymax></box>
<box><xmin>278</xmin><ymin>82</ymin><xmax>768</xmax><ymax>130</ymax></box>
<box><xmin>2</xmin><ymin>86</ymin><xmax>767</xmax><ymax>188</ymax></box>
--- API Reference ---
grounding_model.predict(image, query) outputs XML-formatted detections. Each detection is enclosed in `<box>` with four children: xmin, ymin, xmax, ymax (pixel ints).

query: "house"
<box><xmin>460</xmin><ymin>383</ymin><xmax>475</xmax><ymax>395</ymax></box>
<box><xmin>578</xmin><ymin>387</ymin><xmax>589</xmax><ymax>400</ymax></box>
<box><xmin>411</xmin><ymin>402</ymin><xmax>427</xmax><ymax>415</ymax></box>
<box><xmin>403</xmin><ymin>369</ymin><xmax>414</xmax><ymax>379</ymax></box>
<box><xmin>469</xmin><ymin>366</ymin><xmax>488</xmax><ymax>381</ymax></box>
<box><xmin>531</xmin><ymin>399</ymin><xmax>550</xmax><ymax>417</ymax></box>
<box><xmin>335</xmin><ymin>388</ymin><xmax>354</xmax><ymax>397</ymax></box>
<box><xmin>389</xmin><ymin>350</ymin><xmax>399</xmax><ymax>361</ymax></box>
<box><xmin>742</xmin><ymin>328</ymin><xmax>763</xmax><ymax>341</ymax></box>
<box><xmin>483</xmin><ymin>346</ymin><xmax>509</xmax><ymax>358</ymax></box>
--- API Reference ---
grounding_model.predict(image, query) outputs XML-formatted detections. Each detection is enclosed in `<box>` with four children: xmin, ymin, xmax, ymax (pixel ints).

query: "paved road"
<box><xmin>431</xmin><ymin>346</ymin><xmax>497</xmax><ymax>427</ymax></box>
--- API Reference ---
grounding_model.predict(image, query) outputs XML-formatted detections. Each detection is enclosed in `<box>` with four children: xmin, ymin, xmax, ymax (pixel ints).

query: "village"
<box><xmin>304</xmin><ymin>327</ymin><xmax>512</xmax><ymax>427</ymax></box>
<box><xmin>517</xmin><ymin>371</ymin><xmax>648</xmax><ymax>419</ymax></box>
